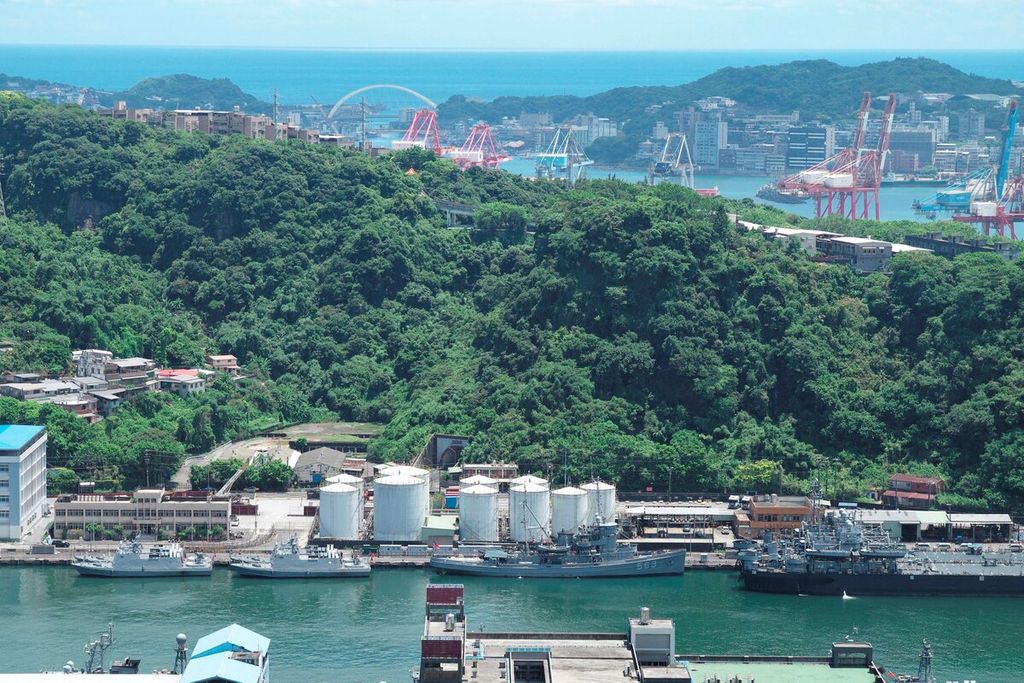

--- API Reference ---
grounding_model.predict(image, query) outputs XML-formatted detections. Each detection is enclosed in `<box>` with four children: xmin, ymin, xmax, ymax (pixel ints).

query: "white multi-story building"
<box><xmin>0</xmin><ymin>425</ymin><xmax>47</xmax><ymax>541</ymax></box>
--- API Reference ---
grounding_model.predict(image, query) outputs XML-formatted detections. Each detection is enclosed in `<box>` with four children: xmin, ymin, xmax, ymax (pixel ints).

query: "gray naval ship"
<box><xmin>229</xmin><ymin>537</ymin><xmax>371</xmax><ymax>578</ymax></box>
<box><xmin>430</xmin><ymin>517</ymin><xmax>685</xmax><ymax>578</ymax></box>
<box><xmin>741</xmin><ymin>508</ymin><xmax>1024</xmax><ymax>596</ymax></box>
<box><xmin>72</xmin><ymin>540</ymin><xmax>212</xmax><ymax>577</ymax></box>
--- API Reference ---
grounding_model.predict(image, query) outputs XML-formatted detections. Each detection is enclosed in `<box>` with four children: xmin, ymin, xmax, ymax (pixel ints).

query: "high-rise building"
<box><xmin>652</xmin><ymin>121</ymin><xmax>669</xmax><ymax>140</ymax></box>
<box><xmin>957</xmin><ymin>109</ymin><xmax>986</xmax><ymax>140</ymax></box>
<box><xmin>890</xmin><ymin>129</ymin><xmax>937</xmax><ymax>166</ymax></box>
<box><xmin>786</xmin><ymin>125</ymin><xmax>835</xmax><ymax>169</ymax></box>
<box><xmin>0</xmin><ymin>425</ymin><xmax>47</xmax><ymax>541</ymax></box>
<box><xmin>693</xmin><ymin>117</ymin><xmax>728</xmax><ymax>167</ymax></box>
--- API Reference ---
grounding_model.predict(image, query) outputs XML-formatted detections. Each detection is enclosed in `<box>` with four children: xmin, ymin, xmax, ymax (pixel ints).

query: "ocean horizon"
<box><xmin>1</xmin><ymin>46</ymin><xmax>1021</xmax><ymax>105</ymax></box>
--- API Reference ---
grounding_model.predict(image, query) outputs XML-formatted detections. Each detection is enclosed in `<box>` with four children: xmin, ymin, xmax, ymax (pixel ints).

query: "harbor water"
<box><xmin>502</xmin><ymin>157</ymin><xmax>932</xmax><ymax>223</ymax></box>
<box><xmin>0</xmin><ymin>566</ymin><xmax>1018</xmax><ymax>681</ymax></box>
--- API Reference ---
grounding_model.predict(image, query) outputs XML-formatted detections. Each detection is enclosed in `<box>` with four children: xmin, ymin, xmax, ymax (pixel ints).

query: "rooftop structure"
<box><xmin>417</xmin><ymin>586</ymin><xmax>888</xmax><ymax>682</ymax></box>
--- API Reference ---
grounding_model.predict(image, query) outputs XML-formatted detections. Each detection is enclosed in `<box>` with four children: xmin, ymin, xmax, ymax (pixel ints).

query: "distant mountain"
<box><xmin>108</xmin><ymin>74</ymin><xmax>271</xmax><ymax>113</ymax></box>
<box><xmin>438</xmin><ymin>57</ymin><xmax>1023</xmax><ymax>125</ymax></box>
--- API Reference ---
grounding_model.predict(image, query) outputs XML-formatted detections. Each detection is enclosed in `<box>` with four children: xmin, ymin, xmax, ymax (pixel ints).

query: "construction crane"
<box><xmin>391</xmin><ymin>109</ymin><xmax>443</xmax><ymax>155</ymax></box>
<box><xmin>444</xmin><ymin>123</ymin><xmax>510</xmax><ymax>170</ymax></box>
<box><xmin>647</xmin><ymin>134</ymin><xmax>695</xmax><ymax>188</ymax></box>
<box><xmin>778</xmin><ymin>92</ymin><xmax>896</xmax><ymax>221</ymax></box>
<box><xmin>535</xmin><ymin>128</ymin><xmax>593</xmax><ymax>185</ymax></box>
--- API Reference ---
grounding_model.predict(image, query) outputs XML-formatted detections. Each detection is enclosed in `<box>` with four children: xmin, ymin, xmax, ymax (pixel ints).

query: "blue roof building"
<box><xmin>181</xmin><ymin>624</ymin><xmax>269</xmax><ymax>683</ymax></box>
<box><xmin>0</xmin><ymin>424</ymin><xmax>47</xmax><ymax>541</ymax></box>
<box><xmin>0</xmin><ymin>425</ymin><xmax>45</xmax><ymax>453</ymax></box>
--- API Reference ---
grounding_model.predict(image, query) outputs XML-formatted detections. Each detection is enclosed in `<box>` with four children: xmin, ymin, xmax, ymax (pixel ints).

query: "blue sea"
<box><xmin>0</xmin><ymin>46</ymin><xmax>1022</xmax><ymax>104</ymax></box>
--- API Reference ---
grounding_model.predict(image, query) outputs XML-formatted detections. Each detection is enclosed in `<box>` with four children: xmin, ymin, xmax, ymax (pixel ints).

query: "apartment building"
<box><xmin>0</xmin><ymin>425</ymin><xmax>47</xmax><ymax>541</ymax></box>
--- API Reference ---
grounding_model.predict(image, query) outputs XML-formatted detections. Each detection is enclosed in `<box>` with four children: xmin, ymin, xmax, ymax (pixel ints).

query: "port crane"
<box><xmin>777</xmin><ymin>92</ymin><xmax>896</xmax><ymax>221</ymax></box>
<box><xmin>647</xmin><ymin>134</ymin><xmax>695</xmax><ymax>188</ymax></box>
<box><xmin>391</xmin><ymin>109</ymin><xmax>444</xmax><ymax>155</ymax></box>
<box><xmin>444</xmin><ymin>123</ymin><xmax>510</xmax><ymax>170</ymax></box>
<box><xmin>535</xmin><ymin>128</ymin><xmax>593</xmax><ymax>185</ymax></box>
<box><xmin>914</xmin><ymin>100</ymin><xmax>1022</xmax><ymax>238</ymax></box>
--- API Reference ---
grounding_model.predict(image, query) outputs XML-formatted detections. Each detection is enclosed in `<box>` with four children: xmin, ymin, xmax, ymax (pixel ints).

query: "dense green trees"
<box><xmin>2</xmin><ymin>94</ymin><xmax>1024</xmax><ymax>511</ymax></box>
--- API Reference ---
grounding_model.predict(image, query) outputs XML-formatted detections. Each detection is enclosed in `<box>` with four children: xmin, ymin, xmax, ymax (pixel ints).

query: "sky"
<box><xmin>0</xmin><ymin>0</ymin><xmax>1020</xmax><ymax>51</ymax></box>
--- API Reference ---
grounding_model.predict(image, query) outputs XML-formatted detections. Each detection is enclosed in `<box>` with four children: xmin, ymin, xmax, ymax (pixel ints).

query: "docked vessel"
<box><xmin>229</xmin><ymin>537</ymin><xmax>371</xmax><ymax>578</ymax></box>
<box><xmin>740</xmin><ymin>509</ymin><xmax>1024</xmax><ymax>596</ymax></box>
<box><xmin>72</xmin><ymin>540</ymin><xmax>212</xmax><ymax>577</ymax></box>
<box><xmin>429</xmin><ymin>518</ymin><xmax>685</xmax><ymax>578</ymax></box>
<box><xmin>756</xmin><ymin>183</ymin><xmax>809</xmax><ymax>204</ymax></box>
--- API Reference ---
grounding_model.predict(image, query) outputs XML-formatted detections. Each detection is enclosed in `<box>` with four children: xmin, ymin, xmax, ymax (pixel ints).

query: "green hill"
<box><xmin>441</xmin><ymin>57</ymin><xmax>1022</xmax><ymax>123</ymax></box>
<box><xmin>2</xmin><ymin>92</ymin><xmax>1024</xmax><ymax>512</ymax></box>
<box><xmin>109</xmin><ymin>74</ymin><xmax>271</xmax><ymax>113</ymax></box>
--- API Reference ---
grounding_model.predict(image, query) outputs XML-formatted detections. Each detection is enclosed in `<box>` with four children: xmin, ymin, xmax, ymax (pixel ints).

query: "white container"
<box><xmin>458</xmin><ymin>484</ymin><xmax>499</xmax><ymax>542</ymax></box>
<box><xmin>799</xmin><ymin>170</ymin><xmax>827</xmax><ymax>184</ymax></box>
<box><xmin>319</xmin><ymin>483</ymin><xmax>361</xmax><ymax>540</ymax></box>
<box><xmin>823</xmin><ymin>173</ymin><xmax>854</xmax><ymax>188</ymax></box>
<box><xmin>511</xmin><ymin>474</ymin><xmax>549</xmax><ymax>488</ymax></box>
<box><xmin>550</xmin><ymin>486</ymin><xmax>588</xmax><ymax>536</ymax></box>
<box><xmin>582</xmin><ymin>481</ymin><xmax>617</xmax><ymax>525</ymax></box>
<box><xmin>460</xmin><ymin>474</ymin><xmax>497</xmax><ymax>486</ymax></box>
<box><xmin>973</xmin><ymin>201</ymin><xmax>998</xmax><ymax>217</ymax></box>
<box><xmin>373</xmin><ymin>474</ymin><xmax>429</xmax><ymax>541</ymax></box>
<box><xmin>509</xmin><ymin>483</ymin><xmax>550</xmax><ymax>543</ymax></box>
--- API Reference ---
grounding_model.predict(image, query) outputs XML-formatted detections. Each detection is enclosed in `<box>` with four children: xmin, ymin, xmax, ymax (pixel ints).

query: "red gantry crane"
<box><xmin>391</xmin><ymin>109</ymin><xmax>443</xmax><ymax>155</ymax></box>
<box><xmin>778</xmin><ymin>92</ymin><xmax>897</xmax><ymax>221</ymax></box>
<box><xmin>445</xmin><ymin>123</ymin><xmax>510</xmax><ymax>169</ymax></box>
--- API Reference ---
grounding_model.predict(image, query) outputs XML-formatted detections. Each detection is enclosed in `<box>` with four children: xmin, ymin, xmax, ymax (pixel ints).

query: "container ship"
<box><xmin>740</xmin><ymin>509</ymin><xmax>1024</xmax><ymax>596</ymax></box>
<box><xmin>756</xmin><ymin>183</ymin><xmax>809</xmax><ymax>204</ymax></box>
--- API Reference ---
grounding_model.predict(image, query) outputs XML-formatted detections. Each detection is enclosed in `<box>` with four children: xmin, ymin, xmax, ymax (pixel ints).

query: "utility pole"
<box><xmin>360</xmin><ymin>97</ymin><xmax>367</xmax><ymax>151</ymax></box>
<box><xmin>0</xmin><ymin>163</ymin><xmax>8</xmax><ymax>225</ymax></box>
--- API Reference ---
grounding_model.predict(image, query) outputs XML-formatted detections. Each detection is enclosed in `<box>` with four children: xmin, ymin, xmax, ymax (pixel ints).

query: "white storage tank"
<box><xmin>373</xmin><ymin>474</ymin><xmax>429</xmax><ymax>541</ymax></box>
<box><xmin>381</xmin><ymin>465</ymin><xmax>430</xmax><ymax>479</ymax></box>
<box><xmin>460</xmin><ymin>474</ymin><xmax>497</xmax><ymax>486</ymax></box>
<box><xmin>319</xmin><ymin>483</ymin><xmax>361</xmax><ymax>540</ymax></box>
<box><xmin>458</xmin><ymin>484</ymin><xmax>499</xmax><ymax>542</ymax></box>
<box><xmin>509</xmin><ymin>483</ymin><xmax>550</xmax><ymax>543</ymax></box>
<box><xmin>582</xmin><ymin>481</ymin><xmax>617</xmax><ymax>525</ymax></box>
<box><xmin>511</xmin><ymin>474</ymin><xmax>549</xmax><ymax>488</ymax></box>
<box><xmin>324</xmin><ymin>472</ymin><xmax>364</xmax><ymax>496</ymax></box>
<box><xmin>550</xmin><ymin>486</ymin><xmax>588</xmax><ymax>536</ymax></box>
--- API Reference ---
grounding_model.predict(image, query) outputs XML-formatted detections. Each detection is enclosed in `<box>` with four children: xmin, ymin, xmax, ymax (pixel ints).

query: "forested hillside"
<box><xmin>2</xmin><ymin>93</ymin><xmax>1024</xmax><ymax>511</ymax></box>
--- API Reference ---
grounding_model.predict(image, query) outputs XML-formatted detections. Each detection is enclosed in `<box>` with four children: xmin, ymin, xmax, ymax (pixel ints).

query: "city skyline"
<box><xmin>1</xmin><ymin>0</ymin><xmax>1021</xmax><ymax>51</ymax></box>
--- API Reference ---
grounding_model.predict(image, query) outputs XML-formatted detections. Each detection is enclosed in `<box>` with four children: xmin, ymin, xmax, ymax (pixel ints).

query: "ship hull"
<box><xmin>430</xmin><ymin>551</ymin><xmax>685</xmax><ymax>578</ymax></box>
<box><xmin>72</xmin><ymin>564</ymin><xmax>212</xmax><ymax>578</ymax></box>
<box><xmin>229</xmin><ymin>563</ymin><xmax>371</xmax><ymax>578</ymax></box>
<box><xmin>742</xmin><ymin>570</ymin><xmax>1024</xmax><ymax>596</ymax></box>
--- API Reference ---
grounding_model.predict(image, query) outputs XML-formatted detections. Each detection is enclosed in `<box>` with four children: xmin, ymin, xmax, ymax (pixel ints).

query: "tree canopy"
<box><xmin>2</xmin><ymin>93</ymin><xmax>1024</xmax><ymax>512</ymax></box>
